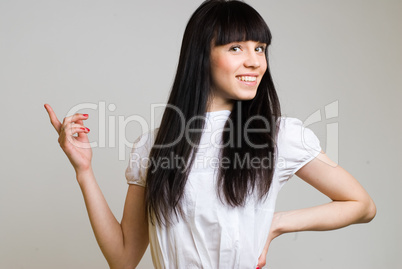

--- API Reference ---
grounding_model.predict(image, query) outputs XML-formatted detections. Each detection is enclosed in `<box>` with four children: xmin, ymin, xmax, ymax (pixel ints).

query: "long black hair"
<box><xmin>145</xmin><ymin>0</ymin><xmax>282</xmax><ymax>227</ymax></box>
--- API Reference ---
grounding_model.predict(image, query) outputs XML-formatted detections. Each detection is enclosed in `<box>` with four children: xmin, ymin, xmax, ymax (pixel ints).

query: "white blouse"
<box><xmin>125</xmin><ymin>110</ymin><xmax>322</xmax><ymax>269</ymax></box>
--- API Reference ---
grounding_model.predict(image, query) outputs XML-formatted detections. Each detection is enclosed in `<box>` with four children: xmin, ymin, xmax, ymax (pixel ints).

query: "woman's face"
<box><xmin>209</xmin><ymin>40</ymin><xmax>267</xmax><ymax>111</ymax></box>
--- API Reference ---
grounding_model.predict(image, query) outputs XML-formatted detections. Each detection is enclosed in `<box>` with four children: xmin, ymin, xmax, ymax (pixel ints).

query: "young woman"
<box><xmin>44</xmin><ymin>0</ymin><xmax>376</xmax><ymax>268</ymax></box>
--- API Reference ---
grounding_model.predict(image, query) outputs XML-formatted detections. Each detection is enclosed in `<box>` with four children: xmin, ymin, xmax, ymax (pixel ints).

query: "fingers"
<box><xmin>62</xmin><ymin>114</ymin><xmax>90</xmax><ymax>141</ymax></box>
<box><xmin>62</xmin><ymin>113</ymin><xmax>89</xmax><ymax>126</ymax></box>
<box><xmin>75</xmin><ymin>119</ymin><xmax>88</xmax><ymax>139</ymax></box>
<box><xmin>44</xmin><ymin>104</ymin><xmax>62</xmax><ymax>133</ymax></box>
<box><xmin>59</xmin><ymin>123</ymin><xmax>91</xmax><ymax>149</ymax></box>
<box><xmin>44</xmin><ymin>103</ymin><xmax>91</xmax><ymax>143</ymax></box>
<box><xmin>63</xmin><ymin>123</ymin><xmax>90</xmax><ymax>136</ymax></box>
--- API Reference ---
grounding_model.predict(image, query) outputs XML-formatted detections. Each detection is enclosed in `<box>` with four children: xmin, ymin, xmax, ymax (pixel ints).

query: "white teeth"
<box><xmin>237</xmin><ymin>76</ymin><xmax>257</xmax><ymax>82</ymax></box>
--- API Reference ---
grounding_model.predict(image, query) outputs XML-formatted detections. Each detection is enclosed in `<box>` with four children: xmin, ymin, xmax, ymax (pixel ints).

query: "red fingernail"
<box><xmin>86</xmin><ymin>128</ymin><xmax>90</xmax><ymax>132</ymax></box>
<box><xmin>83</xmin><ymin>114</ymin><xmax>88</xmax><ymax>117</ymax></box>
<box><xmin>81</xmin><ymin>128</ymin><xmax>86</xmax><ymax>130</ymax></box>
<box><xmin>256</xmin><ymin>267</ymin><xmax>260</xmax><ymax>269</ymax></box>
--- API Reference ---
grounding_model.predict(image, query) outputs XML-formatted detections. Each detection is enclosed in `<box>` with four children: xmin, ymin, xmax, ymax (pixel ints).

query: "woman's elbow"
<box><xmin>360</xmin><ymin>198</ymin><xmax>377</xmax><ymax>223</ymax></box>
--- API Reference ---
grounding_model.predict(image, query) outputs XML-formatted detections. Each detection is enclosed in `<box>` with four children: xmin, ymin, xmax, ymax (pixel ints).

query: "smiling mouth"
<box><xmin>236</xmin><ymin>76</ymin><xmax>257</xmax><ymax>82</ymax></box>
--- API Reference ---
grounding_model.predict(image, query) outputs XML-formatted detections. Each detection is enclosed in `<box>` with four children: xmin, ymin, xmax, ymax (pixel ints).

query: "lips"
<box><xmin>236</xmin><ymin>74</ymin><xmax>258</xmax><ymax>85</ymax></box>
<box><xmin>237</xmin><ymin>77</ymin><xmax>257</xmax><ymax>86</ymax></box>
<box><xmin>236</xmin><ymin>76</ymin><xmax>257</xmax><ymax>82</ymax></box>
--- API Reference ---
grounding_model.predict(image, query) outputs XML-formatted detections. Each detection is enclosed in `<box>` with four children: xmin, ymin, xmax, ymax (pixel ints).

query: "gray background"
<box><xmin>0</xmin><ymin>0</ymin><xmax>400</xmax><ymax>268</ymax></box>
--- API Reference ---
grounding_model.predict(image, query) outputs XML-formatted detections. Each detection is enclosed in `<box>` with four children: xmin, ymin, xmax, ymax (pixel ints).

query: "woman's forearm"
<box><xmin>274</xmin><ymin>200</ymin><xmax>376</xmax><ymax>235</ymax></box>
<box><xmin>76</xmin><ymin>168</ymin><xmax>128</xmax><ymax>268</ymax></box>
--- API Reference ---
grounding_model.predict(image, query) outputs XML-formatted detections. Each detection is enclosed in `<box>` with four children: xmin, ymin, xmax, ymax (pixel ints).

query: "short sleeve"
<box><xmin>276</xmin><ymin>117</ymin><xmax>322</xmax><ymax>183</ymax></box>
<box><xmin>125</xmin><ymin>128</ymin><xmax>158</xmax><ymax>187</ymax></box>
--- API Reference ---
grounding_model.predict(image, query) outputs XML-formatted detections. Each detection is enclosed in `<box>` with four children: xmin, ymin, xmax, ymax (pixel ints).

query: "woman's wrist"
<box><xmin>271</xmin><ymin>211</ymin><xmax>285</xmax><ymax>239</ymax></box>
<box><xmin>75</xmin><ymin>166</ymin><xmax>95</xmax><ymax>185</ymax></box>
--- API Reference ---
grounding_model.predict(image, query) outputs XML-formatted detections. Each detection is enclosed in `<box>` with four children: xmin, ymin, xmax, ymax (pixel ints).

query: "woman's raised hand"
<box><xmin>44</xmin><ymin>104</ymin><xmax>93</xmax><ymax>174</ymax></box>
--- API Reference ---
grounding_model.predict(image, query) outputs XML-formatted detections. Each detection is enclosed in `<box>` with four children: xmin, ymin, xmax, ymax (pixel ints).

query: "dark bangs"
<box><xmin>212</xmin><ymin>1</ymin><xmax>272</xmax><ymax>46</ymax></box>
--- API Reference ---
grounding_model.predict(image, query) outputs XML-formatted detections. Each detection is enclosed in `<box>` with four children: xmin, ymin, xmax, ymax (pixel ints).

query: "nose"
<box><xmin>244</xmin><ymin>51</ymin><xmax>261</xmax><ymax>68</ymax></box>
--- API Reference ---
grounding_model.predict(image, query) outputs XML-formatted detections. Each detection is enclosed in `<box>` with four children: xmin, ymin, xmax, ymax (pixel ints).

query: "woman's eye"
<box><xmin>230</xmin><ymin>46</ymin><xmax>241</xmax><ymax>52</ymax></box>
<box><xmin>229</xmin><ymin>44</ymin><xmax>265</xmax><ymax>52</ymax></box>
